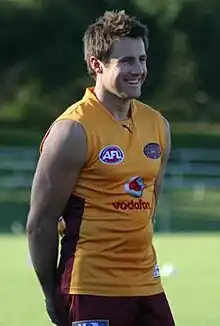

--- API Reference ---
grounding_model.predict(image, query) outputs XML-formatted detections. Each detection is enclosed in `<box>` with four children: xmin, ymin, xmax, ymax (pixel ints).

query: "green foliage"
<box><xmin>1</xmin><ymin>0</ymin><xmax>220</xmax><ymax>129</ymax></box>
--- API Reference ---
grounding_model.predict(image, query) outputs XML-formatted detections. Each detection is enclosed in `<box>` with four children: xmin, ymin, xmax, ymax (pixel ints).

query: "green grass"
<box><xmin>155</xmin><ymin>234</ymin><xmax>220</xmax><ymax>326</ymax></box>
<box><xmin>0</xmin><ymin>235</ymin><xmax>51</xmax><ymax>326</ymax></box>
<box><xmin>0</xmin><ymin>234</ymin><xmax>219</xmax><ymax>326</ymax></box>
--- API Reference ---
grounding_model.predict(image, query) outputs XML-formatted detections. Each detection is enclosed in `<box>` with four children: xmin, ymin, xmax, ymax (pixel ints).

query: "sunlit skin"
<box><xmin>89</xmin><ymin>37</ymin><xmax>148</xmax><ymax>120</ymax></box>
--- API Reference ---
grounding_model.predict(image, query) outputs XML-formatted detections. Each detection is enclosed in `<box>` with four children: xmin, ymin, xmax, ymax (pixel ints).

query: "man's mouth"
<box><xmin>125</xmin><ymin>79</ymin><xmax>142</xmax><ymax>86</ymax></box>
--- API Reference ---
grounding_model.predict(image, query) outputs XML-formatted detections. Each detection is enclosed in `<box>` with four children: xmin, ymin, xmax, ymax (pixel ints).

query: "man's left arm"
<box><xmin>154</xmin><ymin>117</ymin><xmax>171</xmax><ymax>215</ymax></box>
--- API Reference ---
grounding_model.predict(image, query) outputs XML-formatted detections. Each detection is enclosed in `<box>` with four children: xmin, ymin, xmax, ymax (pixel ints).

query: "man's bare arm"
<box><xmin>26</xmin><ymin>120</ymin><xmax>86</xmax><ymax>299</ymax></box>
<box><xmin>154</xmin><ymin>118</ymin><xmax>171</xmax><ymax>214</ymax></box>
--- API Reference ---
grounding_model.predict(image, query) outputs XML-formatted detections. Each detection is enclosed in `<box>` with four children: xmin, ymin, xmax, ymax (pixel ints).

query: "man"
<box><xmin>26</xmin><ymin>10</ymin><xmax>174</xmax><ymax>326</ymax></box>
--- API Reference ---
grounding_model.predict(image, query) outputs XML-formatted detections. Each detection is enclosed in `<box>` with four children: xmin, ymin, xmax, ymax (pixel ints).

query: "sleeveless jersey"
<box><xmin>41</xmin><ymin>88</ymin><xmax>167</xmax><ymax>297</ymax></box>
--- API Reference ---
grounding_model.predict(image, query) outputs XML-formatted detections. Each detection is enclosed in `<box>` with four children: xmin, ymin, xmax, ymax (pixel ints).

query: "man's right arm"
<box><xmin>26</xmin><ymin>120</ymin><xmax>87</xmax><ymax>301</ymax></box>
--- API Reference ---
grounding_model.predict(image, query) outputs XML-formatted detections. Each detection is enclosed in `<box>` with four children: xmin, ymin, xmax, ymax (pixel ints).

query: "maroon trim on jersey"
<box><xmin>56</xmin><ymin>195</ymin><xmax>85</xmax><ymax>293</ymax></box>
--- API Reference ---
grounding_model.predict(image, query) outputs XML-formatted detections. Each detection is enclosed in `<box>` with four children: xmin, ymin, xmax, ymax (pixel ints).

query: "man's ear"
<box><xmin>89</xmin><ymin>56</ymin><xmax>103</xmax><ymax>74</ymax></box>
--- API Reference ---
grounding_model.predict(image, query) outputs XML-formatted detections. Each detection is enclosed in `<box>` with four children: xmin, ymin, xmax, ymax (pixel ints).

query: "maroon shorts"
<box><xmin>60</xmin><ymin>292</ymin><xmax>175</xmax><ymax>326</ymax></box>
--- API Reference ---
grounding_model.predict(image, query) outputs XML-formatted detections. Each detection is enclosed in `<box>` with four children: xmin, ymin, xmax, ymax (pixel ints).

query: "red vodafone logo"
<box><xmin>99</xmin><ymin>145</ymin><xmax>124</xmax><ymax>165</ymax></box>
<box><xmin>124</xmin><ymin>176</ymin><xmax>146</xmax><ymax>198</ymax></box>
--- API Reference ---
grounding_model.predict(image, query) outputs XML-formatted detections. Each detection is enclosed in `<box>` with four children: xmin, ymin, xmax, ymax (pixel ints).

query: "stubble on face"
<box><xmin>104</xmin><ymin>37</ymin><xmax>147</xmax><ymax>100</ymax></box>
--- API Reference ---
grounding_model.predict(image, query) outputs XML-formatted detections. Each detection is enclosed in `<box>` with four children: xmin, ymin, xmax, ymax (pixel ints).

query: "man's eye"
<box><xmin>122</xmin><ymin>59</ymin><xmax>130</xmax><ymax>63</ymax></box>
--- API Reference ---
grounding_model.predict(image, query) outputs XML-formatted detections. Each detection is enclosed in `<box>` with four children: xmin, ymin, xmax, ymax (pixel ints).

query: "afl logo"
<box><xmin>99</xmin><ymin>145</ymin><xmax>124</xmax><ymax>165</ymax></box>
<box><xmin>144</xmin><ymin>143</ymin><xmax>161</xmax><ymax>159</ymax></box>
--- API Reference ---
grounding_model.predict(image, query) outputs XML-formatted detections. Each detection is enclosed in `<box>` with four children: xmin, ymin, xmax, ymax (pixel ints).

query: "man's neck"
<box><xmin>94</xmin><ymin>85</ymin><xmax>131</xmax><ymax>121</ymax></box>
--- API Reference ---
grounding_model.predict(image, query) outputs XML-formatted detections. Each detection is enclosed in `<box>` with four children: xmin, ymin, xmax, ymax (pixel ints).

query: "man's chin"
<box><xmin>125</xmin><ymin>91</ymin><xmax>142</xmax><ymax>100</ymax></box>
<box><xmin>119</xmin><ymin>89</ymin><xmax>142</xmax><ymax>100</ymax></box>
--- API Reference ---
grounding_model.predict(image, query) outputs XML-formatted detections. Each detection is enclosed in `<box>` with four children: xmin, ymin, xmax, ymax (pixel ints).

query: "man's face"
<box><xmin>100</xmin><ymin>37</ymin><xmax>147</xmax><ymax>99</ymax></box>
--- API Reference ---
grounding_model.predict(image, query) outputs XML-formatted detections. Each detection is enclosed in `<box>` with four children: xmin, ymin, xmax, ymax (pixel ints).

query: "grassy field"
<box><xmin>0</xmin><ymin>233</ymin><xmax>219</xmax><ymax>326</ymax></box>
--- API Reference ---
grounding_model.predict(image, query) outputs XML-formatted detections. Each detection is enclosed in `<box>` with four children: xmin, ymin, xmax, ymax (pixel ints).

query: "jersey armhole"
<box><xmin>156</xmin><ymin>111</ymin><xmax>168</xmax><ymax>161</ymax></box>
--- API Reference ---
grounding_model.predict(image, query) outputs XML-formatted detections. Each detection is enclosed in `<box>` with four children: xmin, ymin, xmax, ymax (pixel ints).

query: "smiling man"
<box><xmin>26</xmin><ymin>10</ymin><xmax>174</xmax><ymax>326</ymax></box>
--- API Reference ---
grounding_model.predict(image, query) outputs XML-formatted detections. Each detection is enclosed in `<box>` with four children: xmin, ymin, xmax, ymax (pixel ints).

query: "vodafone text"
<box><xmin>112</xmin><ymin>199</ymin><xmax>152</xmax><ymax>210</ymax></box>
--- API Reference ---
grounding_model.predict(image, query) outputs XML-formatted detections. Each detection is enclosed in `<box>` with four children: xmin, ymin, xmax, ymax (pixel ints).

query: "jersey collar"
<box><xmin>82</xmin><ymin>87</ymin><xmax>137</xmax><ymax>122</ymax></box>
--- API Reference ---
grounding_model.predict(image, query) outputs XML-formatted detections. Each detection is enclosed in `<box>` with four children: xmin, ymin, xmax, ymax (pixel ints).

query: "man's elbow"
<box><xmin>26</xmin><ymin>213</ymin><xmax>38</xmax><ymax>236</ymax></box>
<box><xmin>26</xmin><ymin>211</ymin><xmax>58</xmax><ymax>236</ymax></box>
<box><xmin>26</xmin><ymin>209</ymin><xmax>43</xmax><ymax>236</ymax></box>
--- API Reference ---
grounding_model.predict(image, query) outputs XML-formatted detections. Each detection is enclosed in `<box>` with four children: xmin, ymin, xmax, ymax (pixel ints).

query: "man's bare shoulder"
<box><xmin>42</xmin><ymin>120</ymin><xmax>87</xmax><ymax>167</ymax></box>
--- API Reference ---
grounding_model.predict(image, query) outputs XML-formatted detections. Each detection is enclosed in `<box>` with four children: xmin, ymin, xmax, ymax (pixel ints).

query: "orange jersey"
<box><xmin>41</xmin><ymin>88</ymin><xmax>167</xmax><ymax>297</ymax></box>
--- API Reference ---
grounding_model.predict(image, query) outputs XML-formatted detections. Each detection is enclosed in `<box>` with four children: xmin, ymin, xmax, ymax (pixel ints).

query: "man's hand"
<box><xmin>45</xmin><ymin>295</ymin><xmax>69</xmax><ymax>326</ymax></box>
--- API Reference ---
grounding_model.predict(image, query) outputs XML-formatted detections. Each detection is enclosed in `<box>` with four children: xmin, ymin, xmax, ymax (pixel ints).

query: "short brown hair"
<box><xmin>83</xmin><ymin>10</ymin><xmax>149</xmax><ymax>78</ymax></box>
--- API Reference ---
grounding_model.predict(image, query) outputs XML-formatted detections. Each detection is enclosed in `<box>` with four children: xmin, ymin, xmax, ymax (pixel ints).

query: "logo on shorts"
<box><xmin>72</xmin><ymin>321</ymin><xmax>109</xmax><ymax>326</ymax></box>
<box><xmin>99</xmin><ymin>145</ymin><xmax>124</xmax><ymax>165</ymax></box>
<box><xmin>144</xmin><ymin>143</ymin><xmax>161</xmax><ymax>159</ymax></box>
<box><xmin>124</xmin><ymin>176</ymin><xmax>146</xmax><ymax>198</ymax></box>
<box><xmin>153</xmin><ymin>264</ymin><xmax>160</xmax><ymax>278</ymax></box>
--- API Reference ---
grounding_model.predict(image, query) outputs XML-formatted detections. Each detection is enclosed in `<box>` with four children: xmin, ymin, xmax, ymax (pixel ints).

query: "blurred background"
<box><xmin>1</xmin><ymin>0</ymin><xmax>220</xmax><ymax>233</ymax></box>
<box><xmin>0</xmin><ymin>1</ymin><xmax>220</xmax><ymax>325</ymax></box>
